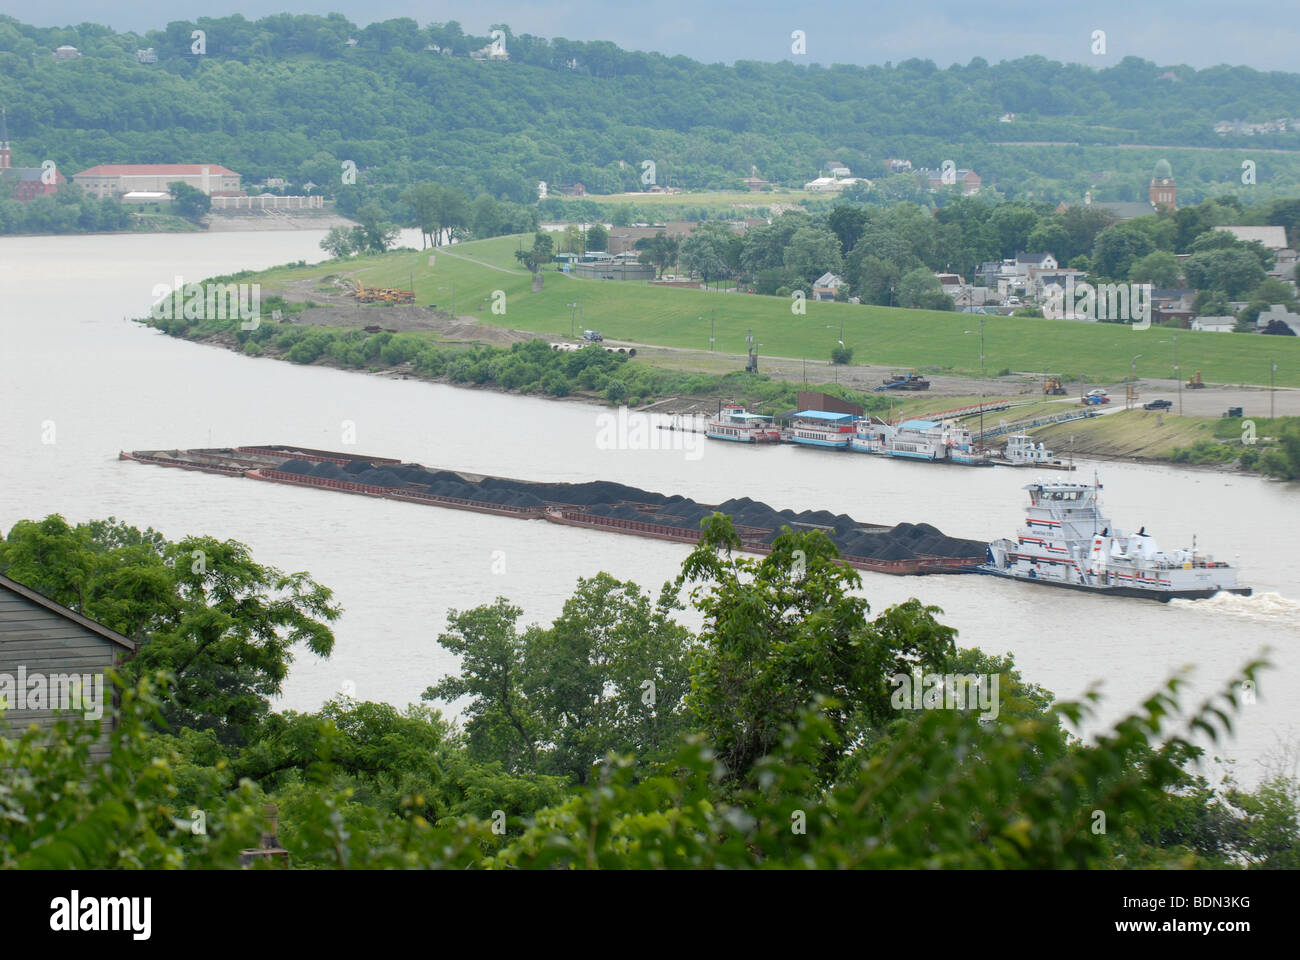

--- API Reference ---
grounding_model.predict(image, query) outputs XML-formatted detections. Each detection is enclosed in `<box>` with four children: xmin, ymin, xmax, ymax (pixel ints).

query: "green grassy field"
<box><xmin>264</xmin><ymin>235</ymin><xmax>1300</xmax><ymax>389</ymax></box>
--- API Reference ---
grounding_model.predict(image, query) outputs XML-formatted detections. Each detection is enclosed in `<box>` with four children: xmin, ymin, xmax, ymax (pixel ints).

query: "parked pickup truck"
<box><xmin>582</xmin><ymin>330</ymin><xmax>603</xmax><ymax>342</ymax></box>
<box><xmin>1143</xmin><ymin>399</ymin><xmax>1173</xmax><ymax>410</ymax></box>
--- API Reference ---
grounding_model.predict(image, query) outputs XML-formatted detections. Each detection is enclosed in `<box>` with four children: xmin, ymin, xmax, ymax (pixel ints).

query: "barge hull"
<box><xmin>977</xmin><ymin>566</ymin><xmax>1252</xmax><ymax>602</ymax></box>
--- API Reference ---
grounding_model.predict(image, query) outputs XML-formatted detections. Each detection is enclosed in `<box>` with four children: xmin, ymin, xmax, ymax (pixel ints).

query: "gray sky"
<box><xmin>17</xmin><ymin>1</ymin><xmax>1299</xmax><ymax>71</ymax></box>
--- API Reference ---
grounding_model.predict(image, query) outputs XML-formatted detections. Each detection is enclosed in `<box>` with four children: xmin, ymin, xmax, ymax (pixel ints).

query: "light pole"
<box><xmin>568</xmin><ymin>300</ymin><xmax>578</xmax><ymax>338</ymax></box>
<box><xmin>1130</xmin><ymin>354</ymin><xmax>1142</xmax><ymax>409</ymax></box>
<box><xmin>711</xmin><ymin>310</ymin><xmax>715</xmax><ymax>352</ymax></box>
<box><xmin>1271</xmin><ymin>360</ymin><xmax>1277</xmax><ymax>419</ymax></box>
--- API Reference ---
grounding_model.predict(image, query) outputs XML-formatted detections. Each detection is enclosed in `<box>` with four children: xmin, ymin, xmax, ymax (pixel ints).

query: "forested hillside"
<box><xmin>4</xmin><ymin>13</ymin><xmax>1300</xmax><ymax>207</ymax></box>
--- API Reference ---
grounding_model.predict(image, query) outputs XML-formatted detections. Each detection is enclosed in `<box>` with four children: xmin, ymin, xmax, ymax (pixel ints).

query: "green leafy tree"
<box><xmin>0</xmin><ymin>515</ymin><xmax>339</xmax><ymax>745</ymax></box>
<box><xmin>676</xmin><ymin>515</ymin><xmax>955</xmax><ymax>786</ymax></box>
<box><xmin>168</xmin><ymin>181</ymin><xmax>211</xmax><ymax>222</ymax></box>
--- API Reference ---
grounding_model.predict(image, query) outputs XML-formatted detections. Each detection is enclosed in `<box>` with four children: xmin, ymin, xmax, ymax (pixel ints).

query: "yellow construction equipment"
<box><xmin>1186</xmin><ymin>370</ymin><xmax>1205</xmax><ymax>389</ymax></box>
<box><xmin>353</xmin><ymin>280</ymin><xmax>414</xmax><ymax>305</ymax></box>
<box><xmin>1043</xmin><ymin>376</ymin><xmax>1067</xmax><ymax>395</ymax></box>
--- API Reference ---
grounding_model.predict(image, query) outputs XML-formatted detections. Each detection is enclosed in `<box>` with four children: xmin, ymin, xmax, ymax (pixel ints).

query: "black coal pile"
<box><xmin>278</xmin><ymin>459</ymin><xmax>315</xmax><ymax>475</ymax></box>
<box><xmin>266</xmin><ymin>456</ymin><xmax>982</xmax><ymax>559</ymax></box>
<box><xmin>309</xmin><ymin>461</ymin><xmax>349</xmax><ymax>481</ymax></box>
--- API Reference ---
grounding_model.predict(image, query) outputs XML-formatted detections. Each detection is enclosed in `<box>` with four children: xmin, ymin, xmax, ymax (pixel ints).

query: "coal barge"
<box><xmin>120</xmin><ymin>445</ymin><xmax>988</xmax><ymax>576</ymax></box>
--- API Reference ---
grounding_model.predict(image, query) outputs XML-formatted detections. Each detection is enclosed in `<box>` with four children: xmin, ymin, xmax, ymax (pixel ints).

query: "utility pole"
<box><xmin>711</xmin><ymin>310</ymin><xmax>715</xmax><ymax>351</ymax></box>
<box><xmin>1175</xmin><ymin>332</ymin><xmax>1181</xmax><ymax>417</ymax></box>
<box><xmin>1271</xmin><ymin>360</ymin><xmax>1277</xmax><ymax>419</ymax></box>
<box><xmin>1130</xmin><ymin>354</ymin><xmax>1142</xmax><ymax>410</ymax></box>
<box><xmin>978</xmin><ymin>316</ymin><xmax>985</xmax><ymax>446</ymax></box>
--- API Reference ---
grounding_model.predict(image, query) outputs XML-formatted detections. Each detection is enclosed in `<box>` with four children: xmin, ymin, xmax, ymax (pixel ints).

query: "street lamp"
<box><xmin>1271</xmin><ymin>359</ymin><xmax>1277</xmax><ymax>419</ymax></box>
<box><xmin>1130</xmin><ymin>354</ymin><xmax>1142</xmax><ymax>409</ymax></box>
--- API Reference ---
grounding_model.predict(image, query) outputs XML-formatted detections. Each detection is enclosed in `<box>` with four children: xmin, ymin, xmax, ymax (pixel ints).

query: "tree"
<box><xmin>1183</xmin><ymin>249</ymin><xmax>1266</xmax><ymax>299</ymax></box>
<box><xmin>168</xmin><ymin>181</ymin><xmax>211</xmax><ymax>222</ymax></box>
<box><xmin>353</xmin><ymin>204</ymin><xmax>399</xmax><ymax>253</ymax></box>
<box><xmin>585</xmin><ymin>222</ymin><xmax>608</xmax><ymax>252</ymax></box>
<box><xmin>897</xmin><ymin>266</ymin><xmax>947</xmax><ymax>309</ymax></box>
<box><xmin>783</xmin><ymin>226</ymin><xmax>843</xmax><ymax>285</ymax></box>
<box><xmin>1128</xmin><ymin>250</ymin><xmax>1181</xmax><ymax>287</ymax></box>
<box><xmin>634</xmin><ymin>231</ymin><xmax>679</xmax><ymax>278</ymax></box>
<box><xmin>830</xmin><ymin>343</ymin><xmax>853</xmax><ymax>364</ymax></box>
<box><xmin>1092</xmin><ymin>224</ymin><xmax>1155</xmax><ymax>280</ymax></box>
<box><xmin>422</xmin><ymin>599</ymin><xmax>540</xmax><ymax>773</ymax></box>
<box><xmin>514</xmin><ymin>231</ymin><xmax>554</xmax><ymax>276</ymax></box>
<box><xmin>320</xmin><ymin>225</ymin><xmax>355</xmax><ymax>258</ymax></box>
<box><xmin>677</xmin><ymin>515</ymin><xmax>956</xmax><ymax>787</ymax></box>
<box><xmin>0</xmin><ymin>515</ymin><xmax>339</xmax><ymax>746</ymax></box>
<box><xmin>401</xmin><ymin>182</ymin><xmax>468</xmax><ymax>248</ymax></box>
<box><xmin>521</xmin><ymin>574</ymin><xmax>693</xmax><ymax>783</ymax></box>
<box><xmin>679</xmin><ymin>229</ymin><xmax>729</xmax><ymax>284</ymax></box>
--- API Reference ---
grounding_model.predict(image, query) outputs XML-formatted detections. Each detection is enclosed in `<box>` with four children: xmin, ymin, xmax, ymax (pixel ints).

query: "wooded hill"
<box><xmin>4</xmin><ymin>13</ymin><xmax>1300</xmax><ymax>206</ymax></box>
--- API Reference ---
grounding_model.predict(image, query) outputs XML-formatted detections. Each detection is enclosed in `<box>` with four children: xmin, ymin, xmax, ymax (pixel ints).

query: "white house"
<box><xmin>813</xmin><ymin>272</ymin><xmax>846</xmax><ymax>301</ymax></box>
<box><xmin>1191</xmin><ymin>316</ymin><xmax>1237</xmax><ymax>333</ymax></box>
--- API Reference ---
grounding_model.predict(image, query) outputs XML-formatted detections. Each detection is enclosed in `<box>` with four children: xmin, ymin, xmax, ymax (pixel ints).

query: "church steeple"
<box><xmin>0</xmin><ymin>106</ymin><xmax>10</xmax><ymax>171</ymax></box>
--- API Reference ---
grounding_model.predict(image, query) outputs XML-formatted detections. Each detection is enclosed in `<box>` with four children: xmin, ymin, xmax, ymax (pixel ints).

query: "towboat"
<box><xmin>980</xmin><ymin>478</ymin><xmax>1250</xmax><ymax>600</ymax></box>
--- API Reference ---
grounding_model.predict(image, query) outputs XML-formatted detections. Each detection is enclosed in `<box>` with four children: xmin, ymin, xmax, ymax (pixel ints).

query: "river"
<box><xmin>2</xmin><ymin>229</ymin><xmax>1297</xmax><ymax>781</ymax></box>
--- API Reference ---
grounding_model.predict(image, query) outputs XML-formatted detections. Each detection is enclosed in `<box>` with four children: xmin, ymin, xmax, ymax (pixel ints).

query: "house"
<box><xmin>998</xmin><ymin>112</ymin><xmax>1016</xmax><ymax>123</ymax></box>
<box><xmin>1191</xmin><ymin>316</ymin><xmax>1237</xmax><ymax>333</ymax></box>
<box><xmin>887</xmin><ymin>158</ymin><xmax>912</xmax><ymax>173</ymax></box>
<box><xmin>824</xmin><ymin>162</ymin><xmax>851</xmax><ymax>177</ymax></box>
<box><xmin>0</xmin><ymin>574</ymin><xmax>136</xmax><ymax>764</ymax></box>
<box><xmin>952</xmin><ymin>287</ymin><xmax>996</xmax><ymax>309</ymax></box>
<box><xmin>1151</xmin><ymin>289</ymin><xmax>1197</xmax><ymax>312</ymax></box>
<box><xmin>813</xmin><ymin>272</ymin><xmax>846</xmax><ymax>301</ymax></box>
<box><xmin>53</xmin><ymin>45</ymin><xmax>81</xmax><ymax>59</ymax></box>
<box><xmin>72</xmin><ymin>163</ymin><xmax>241</xmax><ymax>199</ymax></box>
<box><xmin>917</xmin><ymin>167</ymin><xmax>981</xmax><ymax>196</ymax></box>
<box><xmin>135</xmin><ymin>48</ymin><xmax>158</xmax><ymax>64</ymax></box>
<box><xmin>1033</xmin><ymin>271</ymin><xmax>1087</xmax><ymax>302</ymax></box>
<box><xmin>1256</xmin><ymin>304</ymin><xmax>1300</xmax><ymax>335</ymax></box>
<box><xmin>741</xmin><ymin>177</ymin><xmax>771</xmax><ymax>191</ymax></box>
<box><xmin>1213</xmin><ymin>225</ymin><xmax>1288</xmax><ymax>250</ymax></box>
<box><xmin>1013</xmin><ymin>252</ymin><xmax>1058</xmax><ymax>278</ymax></box>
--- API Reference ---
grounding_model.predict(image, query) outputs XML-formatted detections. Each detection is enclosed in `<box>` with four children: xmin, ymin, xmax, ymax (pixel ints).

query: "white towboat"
<box><xmin>980</xmin><ymin>478</ymin><xmax>1250</xmax><ymax>601</ymax></box>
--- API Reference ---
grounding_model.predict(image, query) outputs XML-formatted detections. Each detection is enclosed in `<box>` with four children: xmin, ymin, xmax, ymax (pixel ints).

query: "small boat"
<box><xmin>980</xmin><ymin>478</ymin><xmax>1250</xmax><ymax>600</ymax></box>
<box><xmin>706</xmin><ymin>402</ymin><xmax>781</xmax><ymax>443</ymax></box>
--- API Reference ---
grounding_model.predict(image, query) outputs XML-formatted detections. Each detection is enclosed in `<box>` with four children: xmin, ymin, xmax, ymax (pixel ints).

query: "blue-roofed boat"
<box><xmin>788</xmin><ymin>410</ymin><xmax>856</xmax><ymax>449</ymax></box>
<box><xmin>707</xmin><ymin>402</ymin><xmax>781</xmax><ymax>443</ymax></box>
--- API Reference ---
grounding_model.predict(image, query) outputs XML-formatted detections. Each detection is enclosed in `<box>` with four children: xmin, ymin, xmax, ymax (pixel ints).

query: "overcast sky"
<box><xmin>16</xmin><ymin>1</ymin><xmax>1300</xmax><ymax>72</ymax></box>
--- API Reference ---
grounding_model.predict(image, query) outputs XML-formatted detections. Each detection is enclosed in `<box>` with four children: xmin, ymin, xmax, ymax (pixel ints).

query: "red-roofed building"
<box><xmin>72</xmin><ymin>163</ymin><xmax>241</xmax><ymax>198</ymax></box>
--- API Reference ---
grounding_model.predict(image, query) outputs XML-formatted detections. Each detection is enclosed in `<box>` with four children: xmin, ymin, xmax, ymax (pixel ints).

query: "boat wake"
<box><xmin>1169</xmin><ymin>591</ymin><xmax>1300</xmax><ymax>630</ymax></box>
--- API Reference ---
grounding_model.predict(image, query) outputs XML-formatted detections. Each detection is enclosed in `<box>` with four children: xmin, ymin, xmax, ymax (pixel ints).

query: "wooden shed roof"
<box><xmin>0</xmin><ymin>574</ymin><xmax>137</xmax><ymax>652</ymax></box>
